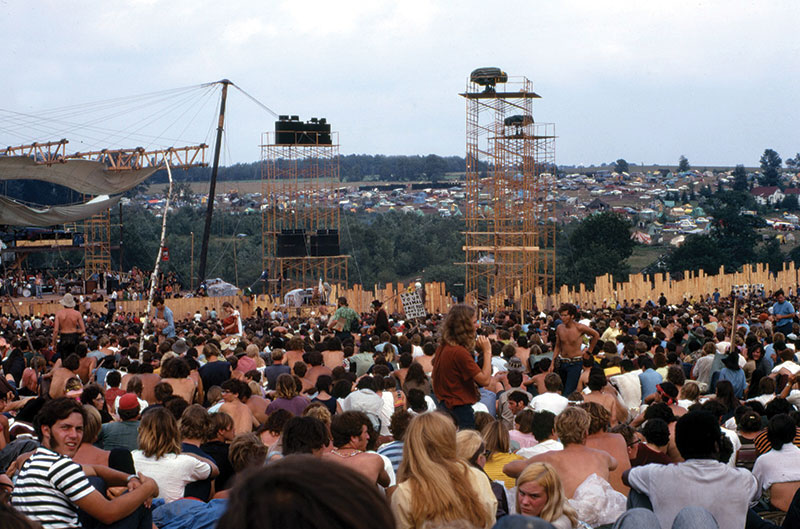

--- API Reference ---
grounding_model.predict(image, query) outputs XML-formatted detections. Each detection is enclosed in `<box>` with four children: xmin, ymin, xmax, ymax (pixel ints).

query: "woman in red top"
<box><xmin>431</xmin><ymin>304</ymin><xmax>492</xmax><ymax>429</ymax></box>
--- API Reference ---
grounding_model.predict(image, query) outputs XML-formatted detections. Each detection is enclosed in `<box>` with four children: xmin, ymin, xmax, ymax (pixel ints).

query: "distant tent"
<box><xmin>631</xmin><ymin>231</ymin><xmax>652</xmax><ymax>245</ymax></box>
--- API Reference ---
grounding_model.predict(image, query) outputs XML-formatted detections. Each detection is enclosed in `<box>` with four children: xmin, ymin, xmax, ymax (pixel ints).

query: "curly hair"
<box><xmin>555</xmin><ymin>406</ymin><xmax>590</xmax><ymax>446</ymax></box>
<box><xmin>440</xmin><ymin>304</ymin><xmax>477</xmax><ymax>351</ymax></box>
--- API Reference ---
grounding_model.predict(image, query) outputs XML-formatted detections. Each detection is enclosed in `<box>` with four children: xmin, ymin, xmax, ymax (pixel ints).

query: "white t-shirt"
<box><xmin>516</xmin><ymin>439</ymin><xmax>564</xmax><ymax>459</ymax></box>
<box><xmin>752</xmin><ymin>444</ymin><xmax>800</xmax><ymax>492</ymax></box>
<box><xmin>530</xmin><ymin>392</ymin><xmax>569</xmax><ymax>416</ymax></box>
<box><xmin>131</xmin><ymin>452</ymin><xmax>212</xmax><ymax>503</ymax></box>
<box><xmin>627</xmin><ymin>459</ymin><xmax>759</xmax><ymax>529</ymax></box>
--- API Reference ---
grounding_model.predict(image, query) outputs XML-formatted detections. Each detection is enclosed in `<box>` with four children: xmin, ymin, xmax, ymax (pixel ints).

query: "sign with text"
<box><xmin>400</xmin><ymin>291</ymin><xmax>426</xmax><ymax>320</ymax></box>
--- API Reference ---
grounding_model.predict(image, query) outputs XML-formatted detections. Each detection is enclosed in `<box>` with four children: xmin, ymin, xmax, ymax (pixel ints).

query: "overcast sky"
<box><xmin>2</xmin><ymin>0</ymin><xmax>799</xmax><ymax>168</ymax></box>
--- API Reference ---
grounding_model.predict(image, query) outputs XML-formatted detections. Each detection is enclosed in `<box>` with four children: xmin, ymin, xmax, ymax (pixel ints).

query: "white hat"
<box><xmin>59</xmin><ymin>293</ymin><xmax>76</xmax><ymax>308</ymax></box>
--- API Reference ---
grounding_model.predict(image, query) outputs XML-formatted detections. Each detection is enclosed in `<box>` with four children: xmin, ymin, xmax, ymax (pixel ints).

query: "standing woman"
<box><xmin>431</xmin><ymin>304</ymin><xmax>492</xmax><ymax>429</ymax></box>
<box><xmin>392</xmin><ymin>412</ymin><xmax>497</xmax><ymax>529</ymax></box>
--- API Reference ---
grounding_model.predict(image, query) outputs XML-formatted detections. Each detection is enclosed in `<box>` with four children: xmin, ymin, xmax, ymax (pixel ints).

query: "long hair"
<box><xmin>138</xmin><ymin>407</ymin><xmax>181</xmax><ymax>459</ymax></box>
<box><xmin>397</xmin><ymin>412</ymin><xmax>493</xmax><ymax>528</ymax></box>
<box><xmin>275</xmin><ymin>373</ymin><xmax>299</xmax><ymax>399</ymax></box>
<box><xmin>440</xmin><ymin>304</ymin><xmax>477</xmax><ymax>351</ymax></box>
<box><xmin>481</xmin><ymin>419</ymin><xmax>510</xmax><ymax>455</ymax></box>
<box><xmin>516</xmin><ymin>463</ymin><xmax>579</xmax><ymax>526</ymax></box>
<box><xmin>455</xmin><ymin>429</ymin><xmax>484</xmax><ymax>468</ymax></box>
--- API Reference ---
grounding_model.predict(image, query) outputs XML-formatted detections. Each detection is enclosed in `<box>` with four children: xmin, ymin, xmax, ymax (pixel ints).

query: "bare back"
<box><xmin>322</xmin><ymin>451</ymin><xmax>385</xmax><ymax>485</ymax></box>
<box><xmin>139</xmin><ymin>373</ymin><xmax>161</xmax><ymax>404</ymax></box>
<box><xmin>220</xmin><ymin>400</ymin><xmax>257</xmax><ymax>434</ymax></box>
<box><xmin>54</xmin><ymin>308</ymin><xmax>84</xmax><ymax>335</ymax></box>
<box><xmin>163</xmin><ymin>377</ymin><xmax>197</xmax><ymax>404</ymax></box>
<box><xmin>322</xmin><ymin>350</ymin><xmax>344</xmax><ymax>370</ymax></box>
<box><xmin>49</xmin><ymin>366</ymin><xmax>76</xmax><ymax>399</ymax></box>
<box><xmin>585</xmin><ymin>432</ymin><xmax>630</xmax><ymax>495</ymax></box>
<box><xmin>528</xmin><ymin>445</ymin><xmax>616</xmax><ymax>499</ymax></box>
<box><xmin>284</xmin><ymin>350</ymin><xmax>305</xmax><ymax>369</ymax></box>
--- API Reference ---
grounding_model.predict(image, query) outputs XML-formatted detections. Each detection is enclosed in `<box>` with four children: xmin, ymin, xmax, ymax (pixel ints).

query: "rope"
<box><xmin>231</xmin><ymin>84</ymin><xmax>279</xmax><ymax>118</ymax></box>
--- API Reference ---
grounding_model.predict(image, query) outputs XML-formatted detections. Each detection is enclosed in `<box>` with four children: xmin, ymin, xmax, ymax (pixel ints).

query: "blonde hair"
<box><xmin>455</xmin><ymin>429</ymin><xmax>484</xmax><ymax>466</ymax></box>
<box><xmin>440</xmin><ymin>304</ymin><xmax>477</xmax><ymax>352</ymax></box>
<box><xmin>82</xmin><ymin>404</ymin><xmax>102</xmax><ymax>444</ymax></box>
<box><xmin>481</xmin><ymin>419</ymin><xmax>510</xmax><ymax>455</ymax></box>
<box><xmin>680</xmin><ymin>380</ymin><xmax>700</xmax><ymax>401</ymax></box>
<box><xmin>555</xmin><ymin>406</ymin><xmax>590</xmax><ymax>446</ymax></box>
<box><xmin>138</xmin><ymin>407</ymin><xmax>182</xmax><ymax>459</ymax></box>
<box><xmin>398</xmin><ymin>412</ymin><xmax>493</xmax><ymax>528</ymax></box>
<box><xmin>303</xmin><ymin>402</ymin><xmax>332</xmax><ymax>427</ymax></box>
<box><xmin>516</xmin><ymin>463</ymin><xmax>579</xmax><ymax>526</ymax></box>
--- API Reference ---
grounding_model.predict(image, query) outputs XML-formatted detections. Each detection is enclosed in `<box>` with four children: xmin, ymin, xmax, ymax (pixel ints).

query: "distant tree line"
<box><xmin>143</xmin><ymin>154</ymin><xmax>486</xmax><ymax>185</ymax></box>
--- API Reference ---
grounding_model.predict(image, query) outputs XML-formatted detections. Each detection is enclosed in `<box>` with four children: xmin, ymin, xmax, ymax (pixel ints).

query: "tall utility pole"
<box><xmin>198</xmin><ymin>79</ymin><xmax>231</xmax><ymax>285</ymax></box>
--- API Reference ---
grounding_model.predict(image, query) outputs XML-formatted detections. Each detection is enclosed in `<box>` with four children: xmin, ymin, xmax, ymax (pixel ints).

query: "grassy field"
<box><xmin>627</xmin><ymin>244</ymin><xmax>668</xmax><ymax>273</ymax></box>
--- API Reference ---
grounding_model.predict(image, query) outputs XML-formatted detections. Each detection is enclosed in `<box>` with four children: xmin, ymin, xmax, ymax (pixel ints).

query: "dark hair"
<box><xmin>330</xmin><ymin>411</ymin><xmax>368</xmax><ymax>448</ymax></box>
<box><xmin>389</xmin><ymin>410</ymin><xmax>412</xmax><ymax>441</ymax></box>
<box><xmin>261</xmin><ymin>409</ymin><xmax>293</xmax><ymax>435</ymax></box>
<box><xmin>162</xmin><ymin>357</ymin><xmax>190</xmax><ymax>379</ymax></box>
<box><xmin>80</xmin><ymin>384</ymin><xmax>104</xmax><ymax>407</ymax></box>
<box><xmin>644</xmin><ymin>402</ymin><xmax>676</xmax><ymax>424</ymax></box>
<box><xmin>163</xmin><ymin>395</ymin><xmax>190</xmax><ymax>421</ymax></box>
<box><xmin>675</xmin><ymin>411</ymin><xmax>724</xmax><ymax>460</ymax></box>
<box><xmin>406</xmin><ymin>389</ymin><xmax>427</xmax><ymax>413</ymax></box>
<box><xmin>642</xmin><ymin>418</ymin><xmax>670</xmax><ymax>447</ymax></box>
<box><xmin>531</xmin><ymin>411</ymin><xmax>556</xmax><ymax>442</ymax></box>
<box><xmin>154</xmin><ymin>382</ymin><xmax>174</xmax><ymax>403</ymax></box>
<box><xmin>559</xmin><ymin>303</ymin><xmax>578</xmax><ymax>317</ymax></box>
<box><xmin>282</xmin><ymin>416</ymin><xmax>330</xmax><ymax>455</ymax></box>
<box><xmin>216</xmin><ymin>455</ymin><xmax>396</xmax><ymax>529</ymax></box>
<box><xmin>765</xmin><ymin>398</ymin><xmax>795</xmax><ymax>419</ymax></box>
<box><xmin>507</xmin><ymin>370</ymin><xmax>523</xmax><ymax>388</ymax></box>
<box><xmin>106</xmin><ymin>370</ymin><xmax>122</xmax><ymax>388</ymax></box>
<box><xmin>767</xmin><ymin>414</ymin><xmax>796</xmax><ymax>451</ymax></box>
<box><xmin>508</xmin><ymin>390</ymin><xmax>529</xmax><ymax>407</ymax></box>
<box><xmin>315</xmin><ymin>375</ymin><xmax>333</xmax><ymax>394</ymax></box>
<box><xmin>587</xmin><ymin>367</ymin><xmax>606</xmax><ymax>391</ymax></box>
<box><xmin>63</xmin><ymin>354</ymin><xmax>80</xmax><ymax>371</ymax></box>
<box><xmin>34</xmin><ymin>398</ymin><xmax>85</xmax><ymax>441</ymax></box>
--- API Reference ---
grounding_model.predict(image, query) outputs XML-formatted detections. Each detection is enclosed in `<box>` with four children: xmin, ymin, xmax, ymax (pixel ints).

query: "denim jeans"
<box><xmin>439</xmin><ymin>402</ymin><xmax>476</xmax><ymax>430</ymax></box>
<box><xmin>559</xmin><ymin>359</ymin><xmax>583</xmax><ymax>396</ymax></box>
<box><xmin>612</xmin><ymin>507</ymin><xmax>719</xmax><ymax>529</ymax></box>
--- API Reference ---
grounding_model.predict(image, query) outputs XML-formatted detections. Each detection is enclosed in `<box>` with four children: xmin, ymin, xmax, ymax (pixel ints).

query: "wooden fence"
<box><xmin>4</xmin><ymin>263</ymin><xmax>797</xmax><ymax>319</ymax></box>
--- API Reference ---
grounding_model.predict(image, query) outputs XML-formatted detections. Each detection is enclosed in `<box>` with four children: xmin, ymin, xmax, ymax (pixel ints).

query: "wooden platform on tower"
<box><xmin>460</xmin><ymin>70</ymin><xmax>557</xmax><ymax>312</ymax></box>
<box><xmin>260</xmin><ymin>116</ymin><xmax>348</xmax><ymax>297</ymax></box>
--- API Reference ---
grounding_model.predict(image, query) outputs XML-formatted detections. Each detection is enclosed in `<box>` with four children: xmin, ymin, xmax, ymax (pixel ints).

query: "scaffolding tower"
<box><xmin>261</xmin><ymin>128</ymin><xmax>348</xmax><ymax>298</ymax></box>
<box><xmin>461</xmin><ymin>71</ymin><xmax>556</xmax><ymax>311</ymax></box>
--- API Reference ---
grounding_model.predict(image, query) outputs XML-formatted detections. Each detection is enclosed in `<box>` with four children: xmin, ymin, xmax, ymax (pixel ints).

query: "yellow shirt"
<box><xmin>484</xmin><ymin>452</ymin><xmax>523</xmax><ymax>488</ymax></box>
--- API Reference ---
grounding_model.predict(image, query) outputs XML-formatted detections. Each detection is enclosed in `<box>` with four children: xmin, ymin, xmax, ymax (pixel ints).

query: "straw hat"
<box><xmin>59</xmin><ymin>293</ymin><xmax>76</xmax><ymax>308</ymax></box>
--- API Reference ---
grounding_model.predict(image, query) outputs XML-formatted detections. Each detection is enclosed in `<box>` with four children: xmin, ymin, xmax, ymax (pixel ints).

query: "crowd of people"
<box><xmin>2</xmin><ymin>287</ymin><xmax>800</xmax><ymax>528</ymax></box>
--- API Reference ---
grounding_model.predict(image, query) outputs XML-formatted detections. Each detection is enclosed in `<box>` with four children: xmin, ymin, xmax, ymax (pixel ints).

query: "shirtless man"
<box><xmin>552</xmin><ymin>304</ymin><xmax>599</xmax><ymax>395</ymax></box>
<box><xmin>47</xmin><ymin>354</ymin><xmax>81</xmax><ymax>399</ymax></box>
<box><xmin>161</xmin><ymin>357</ymin><xmax>197</xmax><ymax>404</ymax></box>
<box><xmin>282</xmin><ymin>337</ymin><xmax>306</xmax><ymax>370</ymax></box>
<box><xmin>581</xmin><ymin>402</ymin><xmax>631</xmax><ymax>495</ymax></box>
<box><xmin>583</xmin><ymin>368</ymin><xmax>620</xmax><ymax>426</ymax></box>
<box><xmin>504</xmin><ymin>406</ymin><xmax>617</xmax><ymax>499</ymax></box>
<box><xmin>323</xmin><ymin>411</ymin><xmax>390</xmax><ymax>487</ymax></box>
<box><xmin>219</xmin><ymin>379</ymin><xmax>259</xmax><ymax>434</ymax></box>
<box><xmin>52</xmin><ymin>293</ymin><xmax>85</xmax><ymax>358</ymax></box>
<box><xmin>244</xmin><ymin>385</ymin><xmax>270</xmax><ymax>426</ymax></box>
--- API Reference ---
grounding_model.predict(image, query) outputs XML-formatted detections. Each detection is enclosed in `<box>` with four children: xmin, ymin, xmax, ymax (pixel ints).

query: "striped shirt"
<box><xmin>12</xmin><ymin>447</ymin><xmax>94</xmax><ymax>529</ymax></box>
<box><xmin>377</xmin><ymin>440</ymin><xmax>404</xmax><ymax>474</ymax></box>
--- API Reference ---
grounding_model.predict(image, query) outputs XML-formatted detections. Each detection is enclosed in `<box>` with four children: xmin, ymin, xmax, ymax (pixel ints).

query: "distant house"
<box><xmin>751</xmin><ymin>186</ymin><xmax>784</xmax><ymax>206</ymax></box>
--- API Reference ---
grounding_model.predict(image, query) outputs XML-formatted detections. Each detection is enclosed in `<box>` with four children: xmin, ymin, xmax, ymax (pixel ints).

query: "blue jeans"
<box><xmin>613</xmin><ymin>507</ymin><xmax>719</xmax><ymax>529</ymax></box>
<box><xmin>559</xmin><ymin>359</ymin><xmax>583</xmax><ymax>396</ymax></box>
<box><xmin>79</xmin><ymin>477</ymin><xmax>152</xmax><ymax>529</ymax></box>
<box><xmin>439</xmin><ymin>402</ymin><xmax>475</xmax><ymax>430</ymax></box>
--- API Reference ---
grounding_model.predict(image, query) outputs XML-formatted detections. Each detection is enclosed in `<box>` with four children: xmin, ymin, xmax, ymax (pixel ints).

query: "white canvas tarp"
<box><xmin>0</xmin><ymin>195</ymin><xmax>122</xmax><ymax>226</ymax></box>
<box><xmin>0</xmin><ymin>156</ymin><xmax>157</xmax><ymax>195</ymax></box>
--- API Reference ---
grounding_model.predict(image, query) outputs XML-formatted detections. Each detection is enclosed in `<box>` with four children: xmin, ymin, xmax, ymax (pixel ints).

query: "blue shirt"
<box><xmin>718</xmin><ymin>368</ymin><xmax>747</xmax><ymax>399</ymax></box>
<box><xmin>479</xmin><ymin>387</ymin><xmax>497</xmax><ymax>418</ymax></box>
<box><xmin>157</xmin><ymin>306</ymin><xmax>176</xmax><ymax>338</ymax></box>
<box><xmin>639</xmin><ymin>368</ymin><xmax>663</xmax><ymax>402</ymax></box>
<box><xmin>773</xmin><ymin>300</ymin><xmax>795</xmax><ymax>333</ymax></box>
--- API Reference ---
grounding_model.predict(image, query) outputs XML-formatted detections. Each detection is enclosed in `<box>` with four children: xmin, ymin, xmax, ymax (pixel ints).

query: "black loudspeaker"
<box><xmin>310</xmin><ymin>230</ymin><xmax>340</xmax><ymax>256</ymax></box>
<box><xmin>276</xmin><ymin>230</ymin><xmax>307</xmax><ymax>257</ymax></box>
